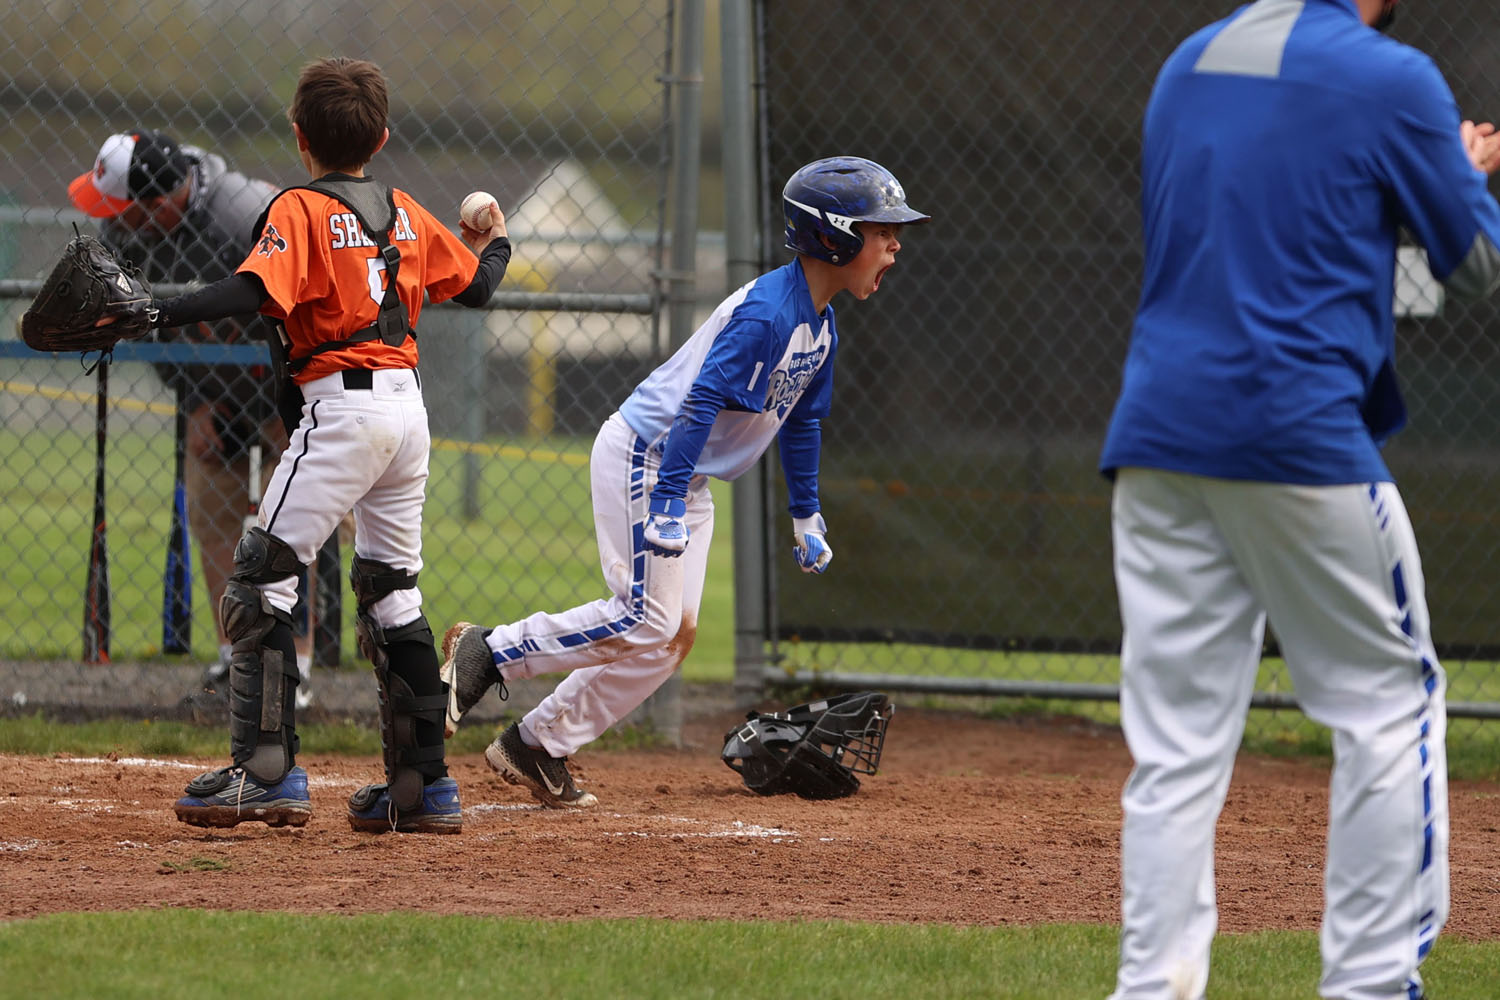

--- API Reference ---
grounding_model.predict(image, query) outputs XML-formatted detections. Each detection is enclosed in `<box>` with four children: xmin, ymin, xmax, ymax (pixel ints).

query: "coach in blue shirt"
<box><xmin>1099</xmin><ymin>2</ymin><xmax>1500</xmax><ymax>998</ymax></box>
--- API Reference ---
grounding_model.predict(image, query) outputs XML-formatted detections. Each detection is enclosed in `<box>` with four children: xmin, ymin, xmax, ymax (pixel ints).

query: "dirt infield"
<box><xmin>2</xmin><ymin>707</ymin><xmax>1498</xmax><ymax>937</ymax></box>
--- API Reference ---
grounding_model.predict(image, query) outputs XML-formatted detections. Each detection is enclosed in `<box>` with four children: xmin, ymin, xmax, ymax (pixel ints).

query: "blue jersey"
<box><xmin>618</xmin><ymin>259</ymin><xmax>836</xmax><ymax>515</ymax></box>
<box><xmin>1100</xmin><ymin>0</ymin><xmax>1500</xmax><ymax>484</ymax></box>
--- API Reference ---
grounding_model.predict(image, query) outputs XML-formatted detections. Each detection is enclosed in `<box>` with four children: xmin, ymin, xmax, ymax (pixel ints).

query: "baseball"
<box><xmin>461</xmin><ymin>191</ymin><xmax>495</xmax><ymax>230</ymax></box>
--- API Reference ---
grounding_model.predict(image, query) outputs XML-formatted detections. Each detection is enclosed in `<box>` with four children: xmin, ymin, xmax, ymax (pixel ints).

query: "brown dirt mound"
<box><xmin>2</xmin><ymin>708</ymin><xmax>1497</xmax><ymax>937</ymax></box>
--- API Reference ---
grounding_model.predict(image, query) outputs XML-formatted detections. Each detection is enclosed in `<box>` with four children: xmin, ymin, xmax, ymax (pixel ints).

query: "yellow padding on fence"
<box><xmin>0</xmin><ymin>378</ymin><xmax>174</xmax><ymax>416</ymax></box>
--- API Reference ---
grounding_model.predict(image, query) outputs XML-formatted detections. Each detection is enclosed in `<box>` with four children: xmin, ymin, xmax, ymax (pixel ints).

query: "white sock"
<box><xmin>518</xmin><ymin>720</ymin><xmax>542</xmax><ymax>749</ymax></box>
<box><xmin>217</xmin><ymin>642</ymin><xmax>232</xmax><ymax>666</ymax></box>
<box><xmin>296</xmin><ymin>650</ymin><xmax>312</xmax><ymax>683</ymax></box>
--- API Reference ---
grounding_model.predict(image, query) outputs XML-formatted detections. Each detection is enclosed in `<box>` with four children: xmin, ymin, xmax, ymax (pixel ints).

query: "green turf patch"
<box><xmin>0</xmin><ymin>911</ymin><xmax>1491</xmax><ymax>1000</ymax></box>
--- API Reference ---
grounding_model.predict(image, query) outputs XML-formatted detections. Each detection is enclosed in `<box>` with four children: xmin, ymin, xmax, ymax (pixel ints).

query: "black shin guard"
<box><xmin>229</xmin><ymin>617</ymin><xmax>300</xmax><ymax>783</ymax></box>
<box><xmin>372</xmin><ymin>616</ymin><xmax>449</xmax><ymax>810</ymax></box>
<box><xmin>222</xmin><ymin>527</ymin><xmax>305</xmax><ymax>784</ymax></box>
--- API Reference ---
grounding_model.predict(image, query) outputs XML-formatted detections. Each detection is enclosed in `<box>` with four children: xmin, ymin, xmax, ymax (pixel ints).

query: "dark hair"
<box><xmin>287</xmin><ymin>57</ymin><xmax>389</xmax><ymax>172</ymax></box>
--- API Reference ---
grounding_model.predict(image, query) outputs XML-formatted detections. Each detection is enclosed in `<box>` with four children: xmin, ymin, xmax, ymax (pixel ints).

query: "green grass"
<box><xmin>0</xmin><ymin>910</ymin><xmax>1493</xmax><ymax>1000</ymax></box>
<box><xmin>0</xmin><ymin>406</ymin><xmax>737</xmax><ymax>682</ymax></box>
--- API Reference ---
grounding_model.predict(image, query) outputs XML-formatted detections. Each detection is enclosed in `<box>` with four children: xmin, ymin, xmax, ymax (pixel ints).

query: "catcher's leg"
<box><xmin>345</xmin><ymin>557</ymin><xmax>459</xmax><ymax>834</ymax></box>
<box><xmin>175</xmin><ymin>527</ymin><xmax>310</xmax><ymax>829</ymax></box>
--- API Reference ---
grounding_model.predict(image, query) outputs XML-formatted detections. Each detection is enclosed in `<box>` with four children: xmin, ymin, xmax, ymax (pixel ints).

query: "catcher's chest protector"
<box><xmin>253</xmin><ymin>175</ymin><xmax>413</xmax><ymax>374</ymax></box>
<box><xmin>250</xmin><ymin>175</ymin><xmax>412</xmax><ymax>430</ymax></box>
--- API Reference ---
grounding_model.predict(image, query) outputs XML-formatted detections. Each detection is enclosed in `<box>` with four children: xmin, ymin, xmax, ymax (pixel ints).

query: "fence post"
<box><xmin>629</xmin><ymin>0</ymin><xmax>704</xmax><ymax>745</ymax></box>
<box><xmin>721</xmin><ymin>0</ymin><xmax>767</xmax><ymax>710</ymax></box>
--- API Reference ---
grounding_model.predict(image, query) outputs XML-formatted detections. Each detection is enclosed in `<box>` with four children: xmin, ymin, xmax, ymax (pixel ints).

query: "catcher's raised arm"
<box><xmin>21</xmin><ymin>234</ymin><xmax>157</xmax><ymax>353</ymax></box>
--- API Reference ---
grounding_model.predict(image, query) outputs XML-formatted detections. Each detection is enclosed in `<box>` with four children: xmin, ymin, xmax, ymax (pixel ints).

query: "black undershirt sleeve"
<box><xmin>154</xmin><ymin>272</ymin><xmax>269</xmax><ymax>330</ymax></box>
<box><xmin>451</xmin><ymin>237</ymin><xmax>512</xmax><ymax>307</ymax></box>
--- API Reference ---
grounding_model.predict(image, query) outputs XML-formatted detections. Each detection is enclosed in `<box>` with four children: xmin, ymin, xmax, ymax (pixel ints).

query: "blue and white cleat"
<box><xmin>347</xmin><ymin>776</ymin><xmax>462</xmax><ymax>834</ymax></box>
<box><xmin>174</xmin><ymin>765</ymin><xmax>311</xmax><ymax>828</ymax></box>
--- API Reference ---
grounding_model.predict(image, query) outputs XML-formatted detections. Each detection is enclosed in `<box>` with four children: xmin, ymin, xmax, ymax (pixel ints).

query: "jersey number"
<box><xmin>365</xmin><ymin>256</ymin><xmax>387</xmax><ymax>305</ymax></box>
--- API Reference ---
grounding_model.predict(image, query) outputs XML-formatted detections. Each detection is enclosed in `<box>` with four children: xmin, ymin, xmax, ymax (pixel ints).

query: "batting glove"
<box><xmin>644</xmin><ymin>495</ymin><xmax>689</xmax><ymax>557</ymax></box>
<box><xmin>792</xmin><ymin>513</ymin><xmax>832</xmax><ymax>573</ymax></box>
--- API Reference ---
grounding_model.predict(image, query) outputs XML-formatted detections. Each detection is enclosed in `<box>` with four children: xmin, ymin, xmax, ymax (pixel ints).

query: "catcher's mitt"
<box><xmin>21</xmin><ymin>234</ymin><xmax>156</xmax><ymax>353</ymax></box>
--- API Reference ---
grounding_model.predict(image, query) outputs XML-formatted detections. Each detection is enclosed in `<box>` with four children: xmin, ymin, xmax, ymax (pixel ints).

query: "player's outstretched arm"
<box><xmin>154</xmin><ymin>272</ymin><xmax>269</xmax><ymax>330</ymax></box>
<box><xmin>643</xmin><ymin>383</ymin><xmax>728</xmax><ymax>556</ymax></box>
<box><xmin>777</xmin><ymin>413</ymin><xmax>827</xmax><ymax>573</ymax></box>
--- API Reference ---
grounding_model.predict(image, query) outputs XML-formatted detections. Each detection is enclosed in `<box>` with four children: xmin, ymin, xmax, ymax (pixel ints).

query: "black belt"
<box><xmin>340</xmin><ymin>369</ymin><xmax>420</xmax><ymax>390</ymax></box>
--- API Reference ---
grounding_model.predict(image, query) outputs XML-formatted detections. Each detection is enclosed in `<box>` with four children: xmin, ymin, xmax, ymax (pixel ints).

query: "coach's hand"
<box><xmin>644</xmin><ymin>495</ymin><xmax>689</xmax><ymax>556</ymax></box>
<box><xmin>792</xmin><ymin>513</ymin><xmax>832</xmax><ymax>574</ymax></box>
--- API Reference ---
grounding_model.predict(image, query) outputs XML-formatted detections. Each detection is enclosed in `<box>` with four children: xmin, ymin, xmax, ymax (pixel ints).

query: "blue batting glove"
<box><xmin>644</xmin><ymin>495</ymin><xmax>689</xmax><ymax>557</ymax></box>
<box><xmin>792</xmin><ymin>513</ymin><xmax>832</xmax><ymax>574</ymax></box>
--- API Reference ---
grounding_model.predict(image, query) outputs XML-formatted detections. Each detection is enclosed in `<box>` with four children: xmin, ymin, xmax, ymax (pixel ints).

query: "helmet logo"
<box><xmin>823</xmin><ymin>211</ymin><xmax>856</xmax><ymax>235</ymax></box>
<box><xmin>785</xmin><ymin>194</ymin><xmax>856</xmax><ymax>236</ymax></box>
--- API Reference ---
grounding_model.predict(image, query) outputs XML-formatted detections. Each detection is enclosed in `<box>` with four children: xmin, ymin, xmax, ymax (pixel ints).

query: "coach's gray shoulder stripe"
<box><xmin>1194</xmin><ymin>0</ymin><xmax>1305</xmax><ymax>79</ymax></box>
<box><xmin>1443</xmin><ymin>231</ymin><xmax>1500</xmax><ymax>301</ymax></box>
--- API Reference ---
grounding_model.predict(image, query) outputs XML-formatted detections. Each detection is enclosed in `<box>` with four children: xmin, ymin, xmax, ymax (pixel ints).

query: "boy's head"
<box><xmin>288</xmin><ymin>57</ymin><xmax>389</xmax><ymax>173</ymax></box>
<box><xmin>782</xmin><ymin>156</ymin><xmax>929</xmax><ymax>266</ymax></box>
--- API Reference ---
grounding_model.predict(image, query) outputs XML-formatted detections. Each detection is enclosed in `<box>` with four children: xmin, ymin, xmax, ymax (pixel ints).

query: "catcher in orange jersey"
<box><xmin>137</xmin><ymin>57</ymin><xmax>511</xmax><ymax>834</ymax></box>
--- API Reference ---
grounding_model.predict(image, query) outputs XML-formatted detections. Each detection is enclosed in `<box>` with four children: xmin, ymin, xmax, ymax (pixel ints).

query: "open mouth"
<box><xmin>873</xmin><ymin>265</ymin><xmax>891</xmax><ymax>292</ymax></box>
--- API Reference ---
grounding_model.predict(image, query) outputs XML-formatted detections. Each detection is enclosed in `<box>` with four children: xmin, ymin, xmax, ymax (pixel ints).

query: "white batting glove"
<box><xmin>792</xmin><ymin>513</ymin><xmax>832</xmax><ymax>574</ymax></box>
<box><xmin>643</xmin><ymin>495</ymin><xmax>689</xmax><ymax>557</ymax></box>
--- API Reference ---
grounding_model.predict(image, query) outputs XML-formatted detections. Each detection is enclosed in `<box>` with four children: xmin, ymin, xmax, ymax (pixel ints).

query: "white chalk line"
<box><xmin>55</xmin><ymin>756</ymin><xmax>200</xmax><ymax>770</ymax></box>
<box><xmin>48</xmin><ymin>756</ymin><xmax>368</xmax><ymax>790</ymax></box>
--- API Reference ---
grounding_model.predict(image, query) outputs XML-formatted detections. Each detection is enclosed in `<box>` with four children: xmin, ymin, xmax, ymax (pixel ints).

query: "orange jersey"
<box><xmin>239</xmin><ymin>185</ymin><xmax>478</xmax><ymax>383</ymax></box>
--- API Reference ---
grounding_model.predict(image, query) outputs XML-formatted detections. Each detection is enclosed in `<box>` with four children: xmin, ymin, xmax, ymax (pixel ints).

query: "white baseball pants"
<box><xmin>1108</xmin><ymin>469</ymin><xmax>1447</xmax><ymax>1000</ymax></box>
<box><xmin>256</xmin><ymin>368</ymin><xmax>429</xmax><ymax>629</ymax></box>
<box><xmin>482</xmin><ymin>411</ymin><xmax>713</xmax><ymax>757</ymax></box>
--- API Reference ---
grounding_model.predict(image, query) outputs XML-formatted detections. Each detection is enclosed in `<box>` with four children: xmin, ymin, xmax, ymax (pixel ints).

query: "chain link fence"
<box><xmin>0</xmin><ymin>0</ymin><xmax>706</xmax><ymax>722</ymax></box>
<box><xmin>758</xmin><ymin>0</ymin><xmax>1500</xmax><ymax>741</ymax></box>
<box><xmin>6</xmin><ymin>0</ymin><xmax>1500</xmax><ymax>749</ymax></box>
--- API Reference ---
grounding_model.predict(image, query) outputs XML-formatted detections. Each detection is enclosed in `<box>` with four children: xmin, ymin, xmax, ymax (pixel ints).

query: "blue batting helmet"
<box><xmin>782</xmin><ymin>156</ymin><xmax>929</xmax><ymax>265</ymax></box>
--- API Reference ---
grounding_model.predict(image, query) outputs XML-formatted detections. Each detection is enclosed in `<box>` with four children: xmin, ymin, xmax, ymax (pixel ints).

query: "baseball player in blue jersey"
<box><xmin>439</xmin><ymin>156</ymin><xmax>928</xmax><ymax>808</ymax></box>
<box><xmin>1099</xmin><ymin>2</ymin><xmax>1500</xmax><ymax>998</ymax></box>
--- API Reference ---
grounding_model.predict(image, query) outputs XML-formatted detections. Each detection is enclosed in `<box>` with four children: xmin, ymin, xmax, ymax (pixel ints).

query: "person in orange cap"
<box><xmin>68</xmin><ymin>129</ymin><xmax>322</xmax><ymax>707</ymax></box>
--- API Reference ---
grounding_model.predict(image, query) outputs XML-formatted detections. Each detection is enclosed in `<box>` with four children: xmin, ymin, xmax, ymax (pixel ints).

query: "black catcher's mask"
<box><xmin>721</xmin><ymin>691</ymin><xmax>894</xmax><ymax>799</ymax></box>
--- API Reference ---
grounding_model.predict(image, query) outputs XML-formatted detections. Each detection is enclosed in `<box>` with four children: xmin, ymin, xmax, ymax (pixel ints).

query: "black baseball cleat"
<box><xmin>440</xmin><ymin>621</ymin><xmax>504</xmax><ymax>737</ymax></box>
<box><xmin>484</xmin><ymin>722</ymin><xmax>597</xmax><ymax>809</ymax></box>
